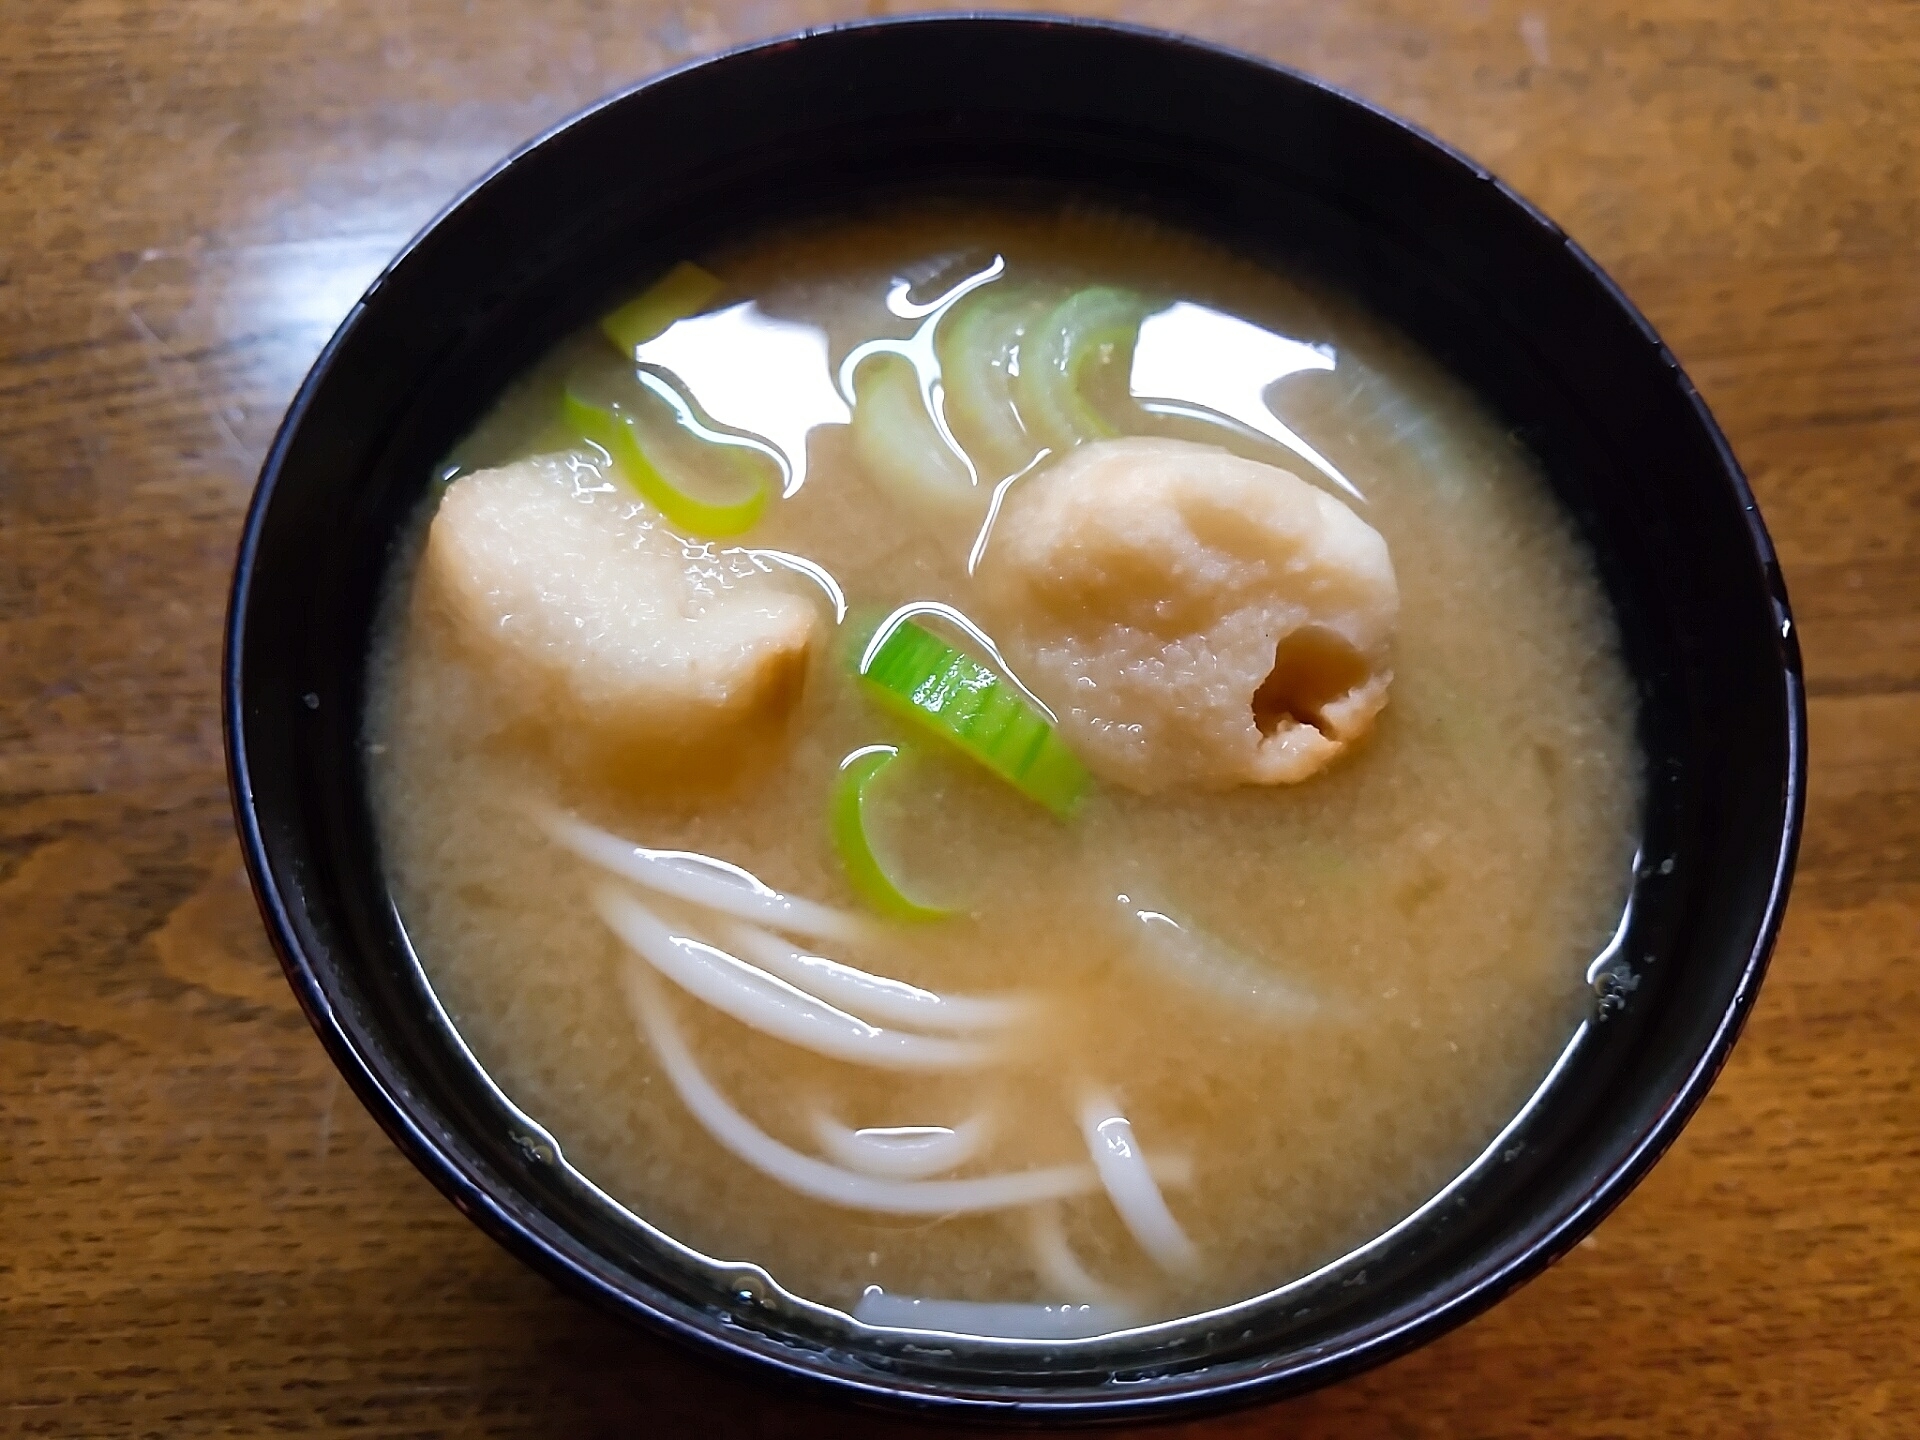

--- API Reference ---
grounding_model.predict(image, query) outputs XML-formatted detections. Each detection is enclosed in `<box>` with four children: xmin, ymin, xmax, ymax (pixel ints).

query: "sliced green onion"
<box><xmin>599</xmin><ymin>261</ymin><xmax>724</xmax><ymax>356</ymax></box>
<box><xmin>936</xmin><ymin>286</ymin><xmax>1047</xmax><ymax>478</ymax></box>
<box><xmin>830</xmin><ymin>746</ymin><xmax>954</xmax><ymax>921</ymax></box>
<box><xmin>1012</xmin><ymin>286</ymin><xmax>1150</xmax><ymax>452</ymax></box>
<box><xmin>848</xmin><ymin>353</ymin><xmax>977</xmax><ymax>515</ymax></box>
<box><xmin>563</xmin><ymin>385</ymin><xmax>769</xmax><ymax>537</ymax></box>
<box><xmin>859</xmin><ymin>620</ymin><xmax>1088</xmax><ymax>818</ymax></box>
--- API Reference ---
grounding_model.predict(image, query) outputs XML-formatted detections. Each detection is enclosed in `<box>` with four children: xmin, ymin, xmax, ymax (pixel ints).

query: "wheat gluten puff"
<box><xmin>979</xmin><ymin>437</ymin><xmax>1398</xmax><ymax>791</ymax></box>
<box><xmin>419</xmin><ymin>453</ymin><xmax>818</xmax><ymax>775</ymax></box>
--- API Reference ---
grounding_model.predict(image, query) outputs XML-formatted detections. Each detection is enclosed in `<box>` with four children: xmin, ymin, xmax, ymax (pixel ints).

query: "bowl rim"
<box><xmin>223</xmin><ymin>10</ymin><xmax>1808</xmax><ymax>1422</ymax></box>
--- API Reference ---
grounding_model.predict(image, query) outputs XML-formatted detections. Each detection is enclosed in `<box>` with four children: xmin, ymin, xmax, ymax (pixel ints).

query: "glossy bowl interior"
<box><xmin>224</xmin><ymin>15</ymin><xmax>1804</xmax><ymax>1424</ymax></box>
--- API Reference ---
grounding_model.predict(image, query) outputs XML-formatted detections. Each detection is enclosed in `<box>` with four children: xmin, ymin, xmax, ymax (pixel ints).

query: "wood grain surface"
<box><xmin>3</xmin><ymin>2</ymin><xmax>1914</xmax><ymax>1435</ymax></box>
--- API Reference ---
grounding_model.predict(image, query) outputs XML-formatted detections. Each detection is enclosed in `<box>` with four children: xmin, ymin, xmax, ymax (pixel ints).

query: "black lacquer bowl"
<box><xmin>224</xmin><ymin>15</ymin><xmax>1804</xmax><ymax>1425</ymax></box>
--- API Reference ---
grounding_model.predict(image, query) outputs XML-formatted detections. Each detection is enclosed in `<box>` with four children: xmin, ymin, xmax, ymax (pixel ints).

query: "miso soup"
<box><xmin>365</xmin><ymin>204</ymin><xmax>1641</xmax><ymax>1336</ymax></box>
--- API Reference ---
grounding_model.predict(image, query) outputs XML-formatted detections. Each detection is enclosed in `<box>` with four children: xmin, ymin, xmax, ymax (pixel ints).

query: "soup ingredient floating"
<box><xmin>810</xmin><ymin>1114</ymin><xmax>992</xmax><ymax>1180</ymax></box>
<box><xmin>849</xmin><ymin>354</ymin><xmax>977</xmax><ymax>519</ymax></box>
<box><xmin>597</xmin><ymin>258</ymin><xmax>853</xmax><ymax>502</ymax></box>
<box><xmin>422</xmin><ymin>454</ymin><xmax>817</xmax><ymax>761</ymax></box>
<box><xmin>580</xmin><ymin>261</ymin><xmax>781</xmax><ymax>537</ymax></box>
<box><xmin>840</xmin><ymin>256</ymin><xmax>1002</xmax><ymax>515</ymax></box>
<box><xmin>858</xmin><ymin>618</ymin><xmax>1089</xmax><ymax>817</ymax></box>
<box><xmin>980</xmin><ymin>436</ymin><xmax>1399</xmax><ymax>790</ymax></box>
<box><xmin>629</xmin><ymin>290</ymin><xmax>848</xmax><ymax>499</ymax></box>
<box><xmin>829</xmin><ymin>746</ymin><xmax>956</xmax><ymax>922</ymax></box>
<box><xmin>845</xmin><ymin>276</ymin><xmax>1150</xmax><ymax>516</ymax></box>
<box><xmin>599</xmin><ymin>260</ymin><xmax>725</xmax><ymax>354</ymax></box>
<box><xmin>536</xmin><ymin>806</ymin><xmax>1203</xmax><ymax>1327</ymax></box>
<box><xmin>1012</xmin><ymin>285</ymin><xmax>1152</xmax><ymax>452</ymax></box>
<box><xmin>857</xmin><ymin>270</ymin><xmax>1366</xmax><ymax>517</ymax></box>
<box><xmin>563</xmin><ymin>382</ymin><xmax>771</xmax><ymax>537</ymax></box>
<box><xmin>597</xmin><ymin>887</ymin><xmax>993</xmax><ymax>1072</ymax></box>
<box><xmin>936</xmin><ymin>282</ymin><xmax>1049</xmax><ymax>483</ymax></box>
<box><xmin>1118</xmin><ymin>893</ymin><xmax>1329</xmax><ymax>1023</ymax></box>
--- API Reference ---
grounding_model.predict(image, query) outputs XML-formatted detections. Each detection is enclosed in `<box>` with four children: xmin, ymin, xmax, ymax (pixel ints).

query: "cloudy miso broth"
<box><xmin>365</xmin><ymin>204</ymin><xmax>1641</xmax><ymax>1333</ymax></box>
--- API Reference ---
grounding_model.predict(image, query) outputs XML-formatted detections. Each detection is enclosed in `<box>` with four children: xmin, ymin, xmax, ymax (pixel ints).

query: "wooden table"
<box><xmin>4</xmin><ymin>2</ymin><xmax>1913</xmax><ymax>1434</ymax></box>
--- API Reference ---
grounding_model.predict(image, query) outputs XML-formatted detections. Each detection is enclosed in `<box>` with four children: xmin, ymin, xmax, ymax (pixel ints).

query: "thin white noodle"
<box><xmin>1077</xmin><ymin>1092</ymin><xmax>1201</xmax><ymax>1276</ymax></box>
<box><xmin>625</xmin><ymin>969</ymin><xmax>1099</xmax><ymax>1215</ymax></box>
<box><xmin>1027</xmin><ymin>1202</ymin><xmax>1127</xmax><ymax>1307</ymax></box>
<box><xmin>852</xmin><ymin>1288</ymin><xmax>1128</xmax><ymax>1340</ymax></box>
<box><xmin>721</xmin><ymin>920</ymin><xmax>1033</xmax><ymax>1034</ymax></box>
<box><xmin>539</xmin><ymin>809</ymin><xmax>872</xmax><ymax>945</ymax></box>
<box><xmin>598</xmin><ymin>889</ymin><xmax>993</xmax><ymax>1072</ymax></box>
<box><xmin>809</xmin><ymin>1115</ymin><xmax>991</xmax><ymax>1180</ymax></box>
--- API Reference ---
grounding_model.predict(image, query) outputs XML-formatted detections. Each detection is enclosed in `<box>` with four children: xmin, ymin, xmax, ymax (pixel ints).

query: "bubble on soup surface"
<box><xmin>978</xmin><ymin>436</ymin><xmax>1398</xmax><ymax>791</ymax></box>
<box><xmin>419</xmin><ymin>452</ymin><xmax>818</xmax><ymax>777</ymax></box>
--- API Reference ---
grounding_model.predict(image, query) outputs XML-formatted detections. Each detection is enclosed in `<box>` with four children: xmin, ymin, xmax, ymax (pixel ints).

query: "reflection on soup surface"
<box><xmin>366</xmin><ymin>204</ymin><xmax>1641</xmax><ymax>1338</ymax></box>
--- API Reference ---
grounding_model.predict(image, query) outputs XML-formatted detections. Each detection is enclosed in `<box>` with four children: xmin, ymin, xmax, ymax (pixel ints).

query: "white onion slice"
<box><xmin>721</xmin><ymin>921</ymin><xmax>1034</xmax><ymax>1034</ymax></box>
<box><xmin>809</xmin><ymin>1115</ymin><xmax>990</xmax><ymax>1180</ymax></box>
<box><xmin>848</xmin><ymin>352</ymin><xmax>979</xmax><ymax>515</ymax></box>
<box><xmin>1123</xmin><ymin>899</ymin><xmax>1322</xmax><ymax>1022</ymax></box>
<box><xmin>626</xmin><ymin>969</ymin><xmax>1100</xmax><ymax>1215</ymax></box>
<box><xmin>539</xmin><ymin>808</ymin><xmax>872</xmax><ymax>945</ymax></box>
<box><xmin>1026</xmin><ymin>1202</ymin><xmax>1125</xmax><ymax>1306</ymax></box>
<box><xmin>1076</xmin><ymin>1092</ymin><xmax>1200</xmax><ymax>1276</ymax></box>
<box><xmin>853</xmin><ymin>1288</ymin><xmax>1128</xmax><ymax>1339</ymax></box>
<box><xmin>599</xmin><ymin>889</ymin><xmax>993</xmax><ymax>1072</ymax></box>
